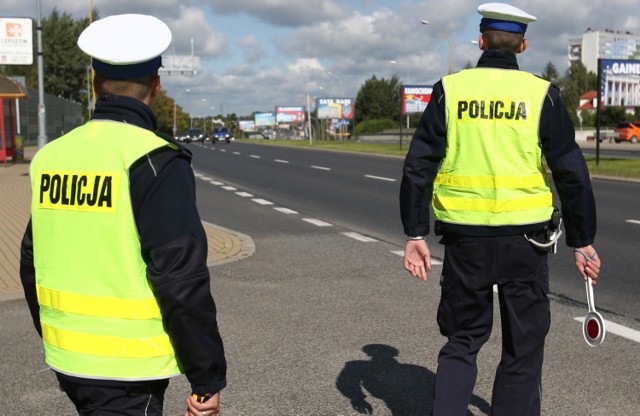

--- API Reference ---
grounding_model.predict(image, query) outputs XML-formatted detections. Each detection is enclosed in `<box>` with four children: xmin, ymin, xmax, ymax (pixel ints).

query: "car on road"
<box><xmin>613</xmin><ymin>122</ymin><xmax>640</xmax><ymax>143</ymax></box>
<box><xmin>175</xmin><ymin>131</ymin><xmax>189</xmax><ymax>143</ymax></box>
<box><xmin>187</xmin><ymin>128</ymin><xmax>206</xmax><ymax>143</ymax></box>
<box><xmin>210</xmin><ymin>126</ymin><xmax>234</xmax><ymax>143</ymax></box>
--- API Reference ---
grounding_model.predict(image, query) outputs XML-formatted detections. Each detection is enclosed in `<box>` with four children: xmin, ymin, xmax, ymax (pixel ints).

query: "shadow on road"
<box><xmin>336</xmin><ymin>343</ymin><xmax>490</xmax><ymax>415</ymax></box>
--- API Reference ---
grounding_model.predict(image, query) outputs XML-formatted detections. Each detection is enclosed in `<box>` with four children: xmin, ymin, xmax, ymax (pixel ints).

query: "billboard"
<box><xmin>0</xmin><ymin>18</ymin><xmax>33</xmax><ymax>65</ymax></box>
<box><xmin>317</xmin><ymin>98</ymin><xmax>354</xmax><ymax>120</ymax></box>
<box><xmin>403</xmin><ymin>85</ymin><xmax>433</xmax><ymax>115</ymax></box>
<box><xmin>255</xmin><ymin>112</ymin><xmax>276</xmax><ymax>127</ymax></box>
<box><xmin>600</xmin><ymin>59</ymin><xmax>640</xmax><ymax>107</ymax></box>
<box><xmin>276</xmin><ymin>106</ymin><xmax>305</xmax><ymax>124</ymax></box>
<box><xmin>239</xmin><ymin>120</ymin><xmax>256</xmax><ymax>132</ymax></box>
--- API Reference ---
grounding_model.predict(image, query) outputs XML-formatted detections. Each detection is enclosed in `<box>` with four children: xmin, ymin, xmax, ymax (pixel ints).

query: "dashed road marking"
<box><xmin>222</xmin><ymin>186</ymin><xmax>237</xmax><ymax>191</ymax></box>
<box><xmin>311</xmin><ymin>165</ymin><xmax>331</xmax><ymax>171</ymax></box>
<box><xmin>364</xmin><ymin>175</ymin><xmax>396</xmax><ymax>182</ymax></box>
<box><xmin>209</xmin><ymin>181</ymin><xmax>225</xmax><ymax>186</ymax></box>
<box><xmin>574</xmin><ymin>317</ymin><xmax>640</xmax><ymax>344</ymax></box>
<box><xmin>274</xmin><ymin>207</ymin><xmax>299</xmax><ymax>214</ymax></box>
<box><xmin>236</xmin><ymin>192</ymin><xmax>254</xmax><ymax>198</ymax></box>
<box><xmin>626</xmin><ymin>219</ymin><xmax>640</xmax><ymax>225</ymax></box>
<box><xmin>275</xmin><ymin>159</ymin><xmax>289</xmax><ymax>164</ymax></box>
<box><xmin>250</xmin><ymin>155</ymin><xmax>260</xmax><ymax>159</ymax></box>
<box><xmin>302</xmin><ymin>218</ymin><xmax>333</xmax><ymax>227</ymax></box>
<box><xmin>233</xmin><ymin>152</ymin><xmax>241</xmax><ymax>155</ymax></box>
<box><xmin>252</xmin><ymin>198</ymin><xmax>274</xmax><ymax>206</ymax></box>
<box><xmin>342</xmin><ymin>232</ymin><xmax>378</xmax><ymax>242</ymax></box>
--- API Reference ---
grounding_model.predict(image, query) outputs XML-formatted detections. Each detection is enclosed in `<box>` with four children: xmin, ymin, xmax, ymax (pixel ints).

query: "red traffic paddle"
<box><xmin>583</xmin><ymin>277</ymin><xmax>605</xmax><ymax>347</ymax></box>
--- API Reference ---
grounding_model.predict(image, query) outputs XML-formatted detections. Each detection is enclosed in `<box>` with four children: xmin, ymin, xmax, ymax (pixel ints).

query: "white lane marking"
<box><xmin>233</xmin><ymin>152</ymin><xmax>241</xmax><ymax>155</ymax></box>
<box><xmin>275</xmin><ymin>159</ymin><xmax>289</xmax><ymax>164</ymax></box>
<box><xmin>274</xmin><ymin>207</ymin><xmax>299</xmax><ymax>214</ymax></box>
<box><xmin>252</xmin><ymin>198</ymin><xmax>274</xmax><ymax>206</ymax></box>
<box><xmin>391</xmin><ymin>250</ymin><xmax>443</xmax><ymax>265</ymax></box>
<box><xmin>209</xmin><ymin>181</ymin><xmax>225</xmax><ymax>186</ymax></box>
<box><xmin>222</xmin><ymin>186</ymin><xmax>237</xmax><ymax>191</ymax></box>
<box><xmin>250</xmin><ymin>155</ymin><xmax>261</xmax><ymax>159</ymax></box>
<box><xmin>302</xmin><ymin>218</ymin><xmax>333</xmax><ymax>227</ymax></box>
<box><xmin>193</xmin><ymin>172</ymin><xmax>203</xmax><ymax>178</ymax></box>
<box><xmin>311</xmin><ymin>165</ymin><xmax>331</xmax><ymax>171</ymax></box>
<box><xmin>220</xmin><ymin>149</ymin><xmax>227</xmax><ymax>152</ymax></box>
<box><xmin>365</xmin><ymin>174</ymin><xmax>396</xmax><ymax>182</ymax></box>
<box><xmin>342</xmin><ymin>232</ymin><xmax>378</xmax><ymax>242</ymax></box>
<box><xmin>574</xmin><ymin>317</ymin><xmax>640</xmax><ymax>344</ymax></box>
<box><xmin>236</xmin><ymin>192</ymin><xmax>254</xmax><ymax>198</ymax></box>
<box><xmin>626</xmin><ymin>219</ymin><xmax>640</xmax><ymax>225</ymax></box>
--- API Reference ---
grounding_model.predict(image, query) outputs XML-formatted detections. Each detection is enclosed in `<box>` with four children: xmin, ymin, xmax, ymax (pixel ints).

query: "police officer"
<box><xmin>20</xmin><ymin>14</ymin><xmax>226</xmax><ymax>416</ymax></box>
<box><xmin>399</xmin><ymin>3</ymin><xmax>600</xmax><ymax>415</ymax></box>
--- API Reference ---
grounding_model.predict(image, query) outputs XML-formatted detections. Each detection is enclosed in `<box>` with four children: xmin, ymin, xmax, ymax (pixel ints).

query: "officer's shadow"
<box><xmin>336</xmin><ymin>344</ymin><xmax>490</xmax><ymax>415</ymax></box>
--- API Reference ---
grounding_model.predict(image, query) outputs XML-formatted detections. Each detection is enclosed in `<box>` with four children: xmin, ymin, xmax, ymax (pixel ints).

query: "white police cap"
<box><xmin>478</xmin><ymin>3</ymin><xmax>536</xmax><ymax>33</ymax></box>
<box><xmin>78</xmin><ymin>14</ymin><xmax>172</xmax><ymax>79</ymax></box>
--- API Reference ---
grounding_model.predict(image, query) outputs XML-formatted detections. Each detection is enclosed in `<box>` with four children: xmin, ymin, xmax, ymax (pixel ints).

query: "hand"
<box><xmin>573</xmin><ymin>245</ymin><xmax>601</xmax><ymax>284</ymax></box>
<box><xmin>403</xmin><ymin>240</ymin><xmax>431</xmax><ymax>282</ymax></box>
<box><xmin>184</xmin><ymin>392</ymin><xmax>220</xmax><ymax>416</ymax></box>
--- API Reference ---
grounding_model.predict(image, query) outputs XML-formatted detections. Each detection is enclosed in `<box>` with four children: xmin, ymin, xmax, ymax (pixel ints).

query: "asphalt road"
<box><xmin>2</xmin><ymin>140</ymin><xmax>638</xmax><ymax>415</ymax></box>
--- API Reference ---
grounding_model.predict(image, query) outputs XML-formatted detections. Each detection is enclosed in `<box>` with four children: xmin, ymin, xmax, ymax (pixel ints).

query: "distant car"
<box><xmin>210</xmin><ymin>126</ymin><xmax>234</xmax><ymax>143</ymax></box>
<box><xmin>187</xmin><ymin>128</ymin><xmax>206</xmax><ymax>143</ymax></box>
<box><xmin>613</xmin><ymin>122</ymin><xmax>640</xmax><ymax>143</ymax></box>
<box><xmin>174</xmin><ymin>131</ymin><xmax>188</xmax><ymax>142</ymax></box>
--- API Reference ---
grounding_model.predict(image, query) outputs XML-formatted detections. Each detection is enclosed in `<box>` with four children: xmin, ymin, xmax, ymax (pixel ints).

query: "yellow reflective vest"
<box><xmin>30</xmin><ymin>121</ymin><xmax>182</xmax><ymax>380</ymax></box>
<box><xmin>434</xmin><ymin>68</ymin><xmax>554</xmax><ymax>226</ymax></box>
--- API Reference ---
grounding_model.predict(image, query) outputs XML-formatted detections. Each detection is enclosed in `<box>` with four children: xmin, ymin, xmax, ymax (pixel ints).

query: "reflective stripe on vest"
<box><xmin>30</xmin><ymin>121</ymin><xmax>181</xmax><ymax>380</ymax></box>
<box><xmin>435</xmin><ymin>68</ymin><xmax>554</xmax><ymax>226</ymax></box>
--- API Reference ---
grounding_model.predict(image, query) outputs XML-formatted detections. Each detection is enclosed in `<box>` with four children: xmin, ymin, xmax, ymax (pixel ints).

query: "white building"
<box><xmin>568</xmin><ymin>29</ymin><xmax>640</xmax><ymax>107</ymax></box>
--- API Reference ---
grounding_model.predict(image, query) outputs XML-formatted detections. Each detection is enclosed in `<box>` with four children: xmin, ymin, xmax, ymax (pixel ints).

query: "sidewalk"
<box><xmin>0</xmin><ymin>146</ymin><xmax>253</xmax><ymax>302</ymax></box>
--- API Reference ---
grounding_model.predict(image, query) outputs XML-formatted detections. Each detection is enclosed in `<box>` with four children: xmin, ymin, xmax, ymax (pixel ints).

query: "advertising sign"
<box><xmin>317</xmin><ymin>98</ymin><xmax>353</xmax><ymax>120</ymax></box>
<box><xmin>0</xmin><ymin>18</ymin><xmax>33</xmax><ymax>65</ymax></box>
<box><xmin>600</xmin><ymin>59</ymin><xmax>640</xmax><ymax>107</ymax></box>
<box><xmin>239</xmin><ymin>120</ymin><xmax>256</xmax><ymax>132</ymax></box>
<box><xmin>276</xmin><ymin>106</ymin><xmax>305</xmax><ymax>124</ymax></box>
<box><xmin>255</xmin><ymin>112</ymin><xmax>276</xmax><ymax>127</ymax></box>
<box><xmin>403</xmin><ymin>85</ymin><xmax>433</xmax><ymax>115</ymax></box>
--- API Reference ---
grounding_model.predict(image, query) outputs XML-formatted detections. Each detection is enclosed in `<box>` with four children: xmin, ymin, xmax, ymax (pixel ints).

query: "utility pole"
<box><xmin>36</xmin><ymin>0</ymin><xmax>47</xmax><ymax>148</ymax></box>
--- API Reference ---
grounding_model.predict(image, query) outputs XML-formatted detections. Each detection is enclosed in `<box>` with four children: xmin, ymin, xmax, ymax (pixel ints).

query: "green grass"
<box><xmin>245</xmin><ymin>139</ymin><xmax>640</xmax><ymax>179</ymax></box>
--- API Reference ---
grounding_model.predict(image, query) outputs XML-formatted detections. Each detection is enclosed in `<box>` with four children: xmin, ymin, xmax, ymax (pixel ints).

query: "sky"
<box><xmin>3</xmin><ymin>0</ymin><xmax>640</xmax><ymax>117</ymax></box>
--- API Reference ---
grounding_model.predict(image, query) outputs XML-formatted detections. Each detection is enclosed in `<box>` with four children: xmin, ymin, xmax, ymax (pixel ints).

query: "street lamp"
<box><xmin>172</xmin><ymin>88</ymin><xmax>190</xmax><ymax>136</ymax></box>
<box><xmin>421</xmin><ymin>20</ymin><xmax>453</xmax><ymax>74</ymax></box>
<box><xmin>389</xmin><ymin>60</ymin><xmax>410</xmax><ymax>81</ymax></box>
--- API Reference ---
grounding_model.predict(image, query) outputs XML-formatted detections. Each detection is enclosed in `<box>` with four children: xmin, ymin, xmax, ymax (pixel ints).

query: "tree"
<box><xmin>558</xmin><ymin>61</ymin><xmax>598</xmax><ymax>126</ymax></box>
<box><xmin>540</xmin><ymin>62</ymin><xmax>560</xmax><ymax>84</ymax></box>
<box><xmin>354</xmin><ymin>75</ymin><xmax>402</xmax><ymax>125</ymax></box>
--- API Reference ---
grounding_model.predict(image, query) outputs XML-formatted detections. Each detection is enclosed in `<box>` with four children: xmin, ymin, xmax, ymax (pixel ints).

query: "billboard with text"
<box><xmin>600</xmin><ymin>59</ymin><xmax>640</xmax><ymax>107</ymax></box>
<box><xmin>0</xmin><ymin>18</ymin><xmax>33</xmax><ymax>65</ymax></box>
<box><xmin>276</xmin><ymin>106</ymin><xmax>306</xmax><ymax>124</ymax></box>
<box><xmin>403</xmin><ymin>85</ymin><xmax>433</xmax><ymax>115</ymax></box>
<box><xmin>317</xmin><ymin>98</ymin><xmax>354</xmax><ymax>120</ymax></box>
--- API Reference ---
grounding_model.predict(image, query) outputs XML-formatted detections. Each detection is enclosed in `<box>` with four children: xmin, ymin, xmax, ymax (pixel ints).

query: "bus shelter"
<box><xmin>0</xmin><ymin>74</ymin><xmax>26</xmax><ymax>165</ymax></box>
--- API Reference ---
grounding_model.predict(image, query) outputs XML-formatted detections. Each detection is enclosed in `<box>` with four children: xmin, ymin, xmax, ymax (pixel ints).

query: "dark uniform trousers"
<box><xmin>56</xmin><ymin>373</ymin><xmax>170</xmax><ymax>416</ymax></box>
<box><xmin>431</xmin><ymin>233</ymin><xmax>550</xmax><ymax>416</ymax></box>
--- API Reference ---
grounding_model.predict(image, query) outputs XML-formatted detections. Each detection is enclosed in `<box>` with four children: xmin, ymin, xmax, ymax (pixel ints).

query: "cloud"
<box><xmin>238</xmin><ymin>35</ymin><xmax>267</xmax><ymax>63</ymax></box>
<box><xmin>209</xmin><ymin>0</ymin><xmax>348</xmax><ymax>27</ymax></box>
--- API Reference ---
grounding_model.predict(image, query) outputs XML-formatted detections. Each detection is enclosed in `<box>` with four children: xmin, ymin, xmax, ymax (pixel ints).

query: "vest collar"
<box><xmin>476</xmin><ymin>50</ymin><xmax>519</xmax><ymax>70</ymax></box>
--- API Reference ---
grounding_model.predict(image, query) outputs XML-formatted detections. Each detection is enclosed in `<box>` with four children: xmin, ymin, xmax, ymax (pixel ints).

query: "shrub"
<box><xmin>353</xmin><ymin>119</ymin><xmax>398</xmax><ymax>134</ymax></box>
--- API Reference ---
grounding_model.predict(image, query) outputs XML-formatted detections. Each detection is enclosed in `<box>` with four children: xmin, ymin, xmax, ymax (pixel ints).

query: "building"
<box><xmin>568</xmin><ymin>29</ymin><xmax>640</xmax><ymax>74</ymax></box>
<box><xmin>569</xmin><ymin>29</ymin><xmax>640</xmax><ymax>107</ymax></box>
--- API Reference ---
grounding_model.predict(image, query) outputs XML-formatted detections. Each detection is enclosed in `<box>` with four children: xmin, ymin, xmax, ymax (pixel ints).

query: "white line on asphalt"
<box><xmin>626</xmin><ymin>219</ymin><xmax>640</xmax><ymax>225</ymax></box>
<box><xmin>200</xmin><ymin>177</ymin><xmax>212</xmax><ymax>181</ymax></box>
<box><xmin>220</xmin><ymin>149</ymin><xmax>227</xmax><ymax>152</ymax></box>
<box><xmin>391</xmin><ymin>250</ymin><xmax>443</xmax><ymax>265</ymax></box>
<box><xmin>274</xmin><ymin>159</ymin><xmax>289</xmax><ymax>164</ymax></box>
<box><xmin>236</xmin><ymin>192</ymin><xmax>254</xmax><ymax>198</ymax></box>
<box><xmin>222</xmin><ymin>186</ymin><xmax>237</xmax><ymax>191</ymax></box>
<box><xmin>341</xmin><ymin>232</ymin><xmax>378</xmax><ymax>242</ymax></box>
<box><xmin>311</xmin><ymin>165</ymin><xmax>331</xmax><ymax>171</ymax></box>
<box><xmin>364</xmin><ymin>174</ymin><xmax>396</xmax><ymax>182</ymax></box>
<box><xmin>233</xmin><ymin>152</ymin><xmax>241</xmax><ymax>155</ymax></box>
<box><xmin>252</xmin><ymin>198</ymin><xmax>274</xmax><ymax>206</ymax></box>
<box><xmin>302</xmin><ymin>218</ymin><xmax>333</xmax><ymax>227</ymax></box>
<box><xmin>250</xmin><ymin>155</ymin><xmax>260</xmax><ymax>159</ymax></box>
<box><xmin>574</xmin><ymin>317</ymin><xmax>640</xmax><ymax>344</ymax></box>
<box><xmin>209</xmin><ymin>181</ymin><xmax>225</xmax><ymax>186</ymax></box>
<box><xmin>274</xmin><ymin>207</ymin><xmax>299</xmax><ymax>214</ymax></box>
<box><xmin>193</xmin><ymin>172</ymin><xmax>203</xmax><ymax>178</ymax></box>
